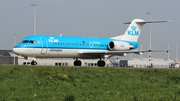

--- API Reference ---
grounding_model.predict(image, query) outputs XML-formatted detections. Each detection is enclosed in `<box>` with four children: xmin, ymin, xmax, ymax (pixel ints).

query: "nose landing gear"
<box><xmin>31</xmin><ymin>60</ymin><xmax>37</xmax><ymax>65</ymax></box>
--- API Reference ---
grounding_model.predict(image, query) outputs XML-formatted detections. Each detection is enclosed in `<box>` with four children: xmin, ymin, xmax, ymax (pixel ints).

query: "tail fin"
<box><xmin>174</xmin><ymin>58</ymin><xmax>180</xmax><ymax>63</ymax></box>
<box><xmin>111</xmin><ymin>19</ymin><xmax>145</xmax><ymax>42</ymax></box>
<box><xmin>111</xmin><ymin>19</ymin><xmax>170</xmax><ymax>42</ymax></box>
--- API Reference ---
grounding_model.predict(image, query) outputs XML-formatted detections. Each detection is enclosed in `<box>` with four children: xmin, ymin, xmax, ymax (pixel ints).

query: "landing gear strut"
<box><xmin>74</xmin><ymin>59</ymin><xmax>82</xmax><ymax>66</ymax></box>
<box><xmin>31</xmin><ymin>60</ymin><xmax>37</xmax><ymax>65</ymax></box>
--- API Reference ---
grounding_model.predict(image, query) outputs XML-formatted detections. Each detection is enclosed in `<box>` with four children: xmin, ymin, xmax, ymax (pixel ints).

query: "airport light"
<box><xmin>167</xmin><ymin>43</ymin><xmax>169</xmax><ymax>60</ymax></box>
<box><xmin>176</xmin><ymin>44</ymin><xmax>178</xmax><ymax>60</ymax></box>
<box><xmin>31</xmin><ymin>2</ymin><xmax>38</xmax><ymax>35</ymax></box>
<box><xmin>14</xmin><ymin>34</ymin><xmax>16</xmax><ymax>65</ymax></box>
<box><xmin>147</xmin><ymin>11</ymin><xmax>152</xmax><ymax>60</ymax></box>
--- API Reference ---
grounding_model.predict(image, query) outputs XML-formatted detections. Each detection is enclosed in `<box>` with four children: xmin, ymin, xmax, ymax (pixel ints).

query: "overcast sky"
<box><xmin>0</xmin><ymin>0</ymin><xmax>179</xmax><ymax>60</ymax></box>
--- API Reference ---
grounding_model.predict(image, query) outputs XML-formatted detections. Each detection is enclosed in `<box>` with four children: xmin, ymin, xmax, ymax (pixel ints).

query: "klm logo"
<box><xmin>127</xmin><ymin>25</ymin><xmax>139</xmax><ymax>36</ymax></box>
<box><xmin>120</xmin><ymin>44</ymin><xmax>124</xmax><ymax>48</ymax></box>
<box><xmin>48</xmin><ymin>37</ymin><xmax>59</xmax><ymax>42</ymax></box>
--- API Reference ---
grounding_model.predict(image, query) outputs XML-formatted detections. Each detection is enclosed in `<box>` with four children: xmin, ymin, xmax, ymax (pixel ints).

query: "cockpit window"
<box><xmin>21</xmin><ymin>40</ymin><xmax>36</xmax><ymax>44</ymax></box>
<box><xmin>29</xmin><ymin>40</ymin><xmax>36</xmax><ymax>44</ymax></box>
<box><xmin>22</xmin><ymin>40</ymin><xmax>29</xmax><ymax>43</ymax></box>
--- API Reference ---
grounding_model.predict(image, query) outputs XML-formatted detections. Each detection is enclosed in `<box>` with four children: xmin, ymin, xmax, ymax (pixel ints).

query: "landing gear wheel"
<box><xmin>97</xmin><ymin>60</ymin><xmax>105</xmax><ymax>67</ymax></box>
<box><xmin>31</xmin><ymin>60</ymin><xmax>37</xmax><ymax>65</ymax></box>
<box><xmin>74</xmin><ymin>60</ymin><xmax>82</xmax><ymax>66</ymax></box>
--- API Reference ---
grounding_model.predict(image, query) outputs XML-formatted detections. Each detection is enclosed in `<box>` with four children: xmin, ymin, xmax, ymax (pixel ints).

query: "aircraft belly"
<box><xmin>14</xmin><ymin>48</ymin><xmax>102</xmax><ymax>59</ymax></box>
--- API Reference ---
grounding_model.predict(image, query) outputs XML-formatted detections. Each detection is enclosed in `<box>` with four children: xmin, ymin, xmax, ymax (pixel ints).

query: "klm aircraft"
<box><xmin>13</xmin><ymin>19</ymin><xmax>169</xmax><ymax>66</ymax></box>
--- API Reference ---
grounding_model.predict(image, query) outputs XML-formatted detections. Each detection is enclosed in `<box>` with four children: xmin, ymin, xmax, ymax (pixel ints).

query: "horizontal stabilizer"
<box><xmin>124</xmin><ymin>20</ymin><xmax>171</xmax><ymax>24</ymax></box>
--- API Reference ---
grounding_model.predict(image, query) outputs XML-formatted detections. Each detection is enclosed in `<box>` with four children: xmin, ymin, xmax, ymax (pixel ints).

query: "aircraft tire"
<box><xmin>31</xmin><ymin>60</ymin><xmax>37</xmax><ymax>65</ymax></box>
<box><xmin>74</xmin><ymin>60</ymin><xmax>82</xmax><ymax>66</ymax></box>
<box><xmin>97</xmin><ymin>60</ymin><xmax>105</xmax><ymax>67</ymax></box>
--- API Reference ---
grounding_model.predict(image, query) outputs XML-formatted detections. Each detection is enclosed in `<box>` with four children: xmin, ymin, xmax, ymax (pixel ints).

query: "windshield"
<box><xmin>21</xmin><ymin>40</ymin><xmax>29</xmax><ymax>43</ymax></box>
<box><xmin>21</xmin><ymin>40</ymin><xmax>37</xmax><ymax>44</ymax></box>
<box><xmin>29</xmin><ymin>40</ymin><xmax>36</xmax><ymax>44</ymax></box>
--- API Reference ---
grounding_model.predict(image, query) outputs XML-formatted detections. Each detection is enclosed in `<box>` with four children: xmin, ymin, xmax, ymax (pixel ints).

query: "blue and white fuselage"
<box><xmin>13</xmin><ymin>19</ymin><xmax>168</xmax><ymax>66</ymax></box>
<box><xmin>13</xmin><ymin>35</ymin><xmax>138</xmax><ymax>58</ymax></box>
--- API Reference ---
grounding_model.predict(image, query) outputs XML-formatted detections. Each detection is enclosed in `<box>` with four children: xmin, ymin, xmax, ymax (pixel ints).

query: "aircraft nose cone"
<box><xmin>13</xmin><ymin>48</ymin><xmax>20</xmax><ymax>55</ymax></box>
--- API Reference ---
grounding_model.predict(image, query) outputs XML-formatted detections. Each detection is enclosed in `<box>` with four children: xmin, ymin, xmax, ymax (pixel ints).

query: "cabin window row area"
<box><xmin>52</xmin><ymin>42</ymin><xmax>108</xmax><ymax>47</ymax></box>
<box><xmin>94</xmin><ymin>44</ymin><xmax>108</xmax><ymax>47</ymax></box>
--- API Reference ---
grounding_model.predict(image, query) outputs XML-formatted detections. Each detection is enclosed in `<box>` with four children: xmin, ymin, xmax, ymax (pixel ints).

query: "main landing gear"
<box><xmin>74</xmin><ymin>59</ymin><xmax>82</xmax><ymax>66</ymax></box>
<box><xmin>97</xmin><ymin>59</ymin><xmax>106</xmax><ymax>67</ymax></box>
<box><xmin>31</xmin><ymin>60</ymin><xmax>37</xmax><ymax>65</ymax></box>
<box><xmin>73</xmin><ymin>58</ymin><xmax>106</xmax><ymax>67</ymax></box>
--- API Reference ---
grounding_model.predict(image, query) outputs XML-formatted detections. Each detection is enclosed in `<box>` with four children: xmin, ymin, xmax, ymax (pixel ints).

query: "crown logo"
<box><xmin>131</xmin><ymin>25</ymin><xmax>136</xmax><ymax>31</ymax></box>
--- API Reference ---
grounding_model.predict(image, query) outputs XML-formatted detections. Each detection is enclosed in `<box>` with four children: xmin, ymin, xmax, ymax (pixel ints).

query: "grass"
<box><xmin>1</xmin><ymin>65</ymin><xmax>180</xmax><ymax>101</ymax></box>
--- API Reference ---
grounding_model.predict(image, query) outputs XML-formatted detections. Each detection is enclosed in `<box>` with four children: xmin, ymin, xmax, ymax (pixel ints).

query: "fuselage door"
<box><xmin>40</xmin><ymin>37</ymin><xmax>48</xmax><ymax>54</ymax></box>
<box><xmin>89</xmin><ymin>42</ymin><xmax>93</xmax><ymax>48</ymax></box>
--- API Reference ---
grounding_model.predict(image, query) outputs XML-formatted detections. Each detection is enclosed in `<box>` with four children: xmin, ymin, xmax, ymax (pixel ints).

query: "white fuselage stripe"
<box><xmin>13</xmin><ymin>48</ymin><xmax>104</xmax><ymax>58</ymax></box>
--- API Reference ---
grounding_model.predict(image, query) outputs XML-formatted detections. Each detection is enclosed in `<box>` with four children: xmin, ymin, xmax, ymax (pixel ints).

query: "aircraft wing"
<box><xmin>78</xmin><ymin>49</ymin><xmax>169</xmax><ymax>56</ymax></box>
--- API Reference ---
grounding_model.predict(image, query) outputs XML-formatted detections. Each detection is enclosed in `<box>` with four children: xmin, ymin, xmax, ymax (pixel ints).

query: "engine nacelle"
<box><xmin>108</xmin><ymin>41</ymin><xmax>133</xmax><ymax>51</ymax></box>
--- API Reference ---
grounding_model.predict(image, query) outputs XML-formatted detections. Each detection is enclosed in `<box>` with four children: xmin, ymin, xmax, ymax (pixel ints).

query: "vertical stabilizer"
<box><xmin>111</xmin><ymin>19</ymin><xmax>169</xmax><ymax>42</ymax></box>
<box><xmin>174</xmin><ymin>58</ymin><xmax>180</xmax><ymax>64</ymax></box>
<box><xmin>111</xmin><ymin>19</ymin><xmax>145</xmax><ymax>42</ymax></box>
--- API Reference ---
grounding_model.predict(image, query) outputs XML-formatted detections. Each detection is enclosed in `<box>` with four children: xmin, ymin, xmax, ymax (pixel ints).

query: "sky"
<box><xmin>0</xmin><ymin>0</ymin><xmax>180</xmax><ymax>60</ymax></box>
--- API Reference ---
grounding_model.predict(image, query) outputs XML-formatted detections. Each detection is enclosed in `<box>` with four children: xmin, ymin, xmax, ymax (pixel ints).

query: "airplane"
<box><xmin>13</xmin><ymin>19</ymin><xmax>169</xmax><ymax>67</ymax></box>
<box><xmin>174</xmin><ymin>58</ymin><xmax>180</xmax><ymax>64</ymax></box>
<box><xmin>170</xmin><ymin>58</ymin><xmax>180</xmax><ymax>68</ymax></box>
